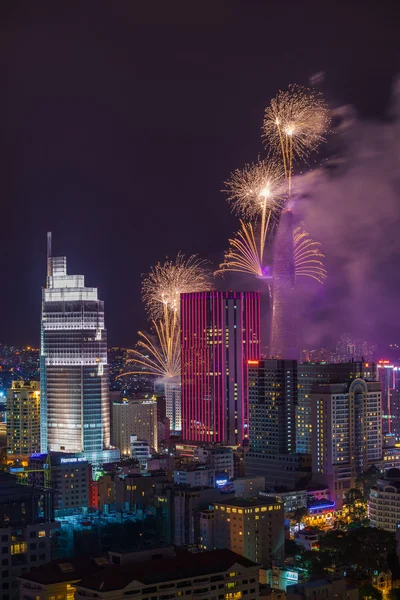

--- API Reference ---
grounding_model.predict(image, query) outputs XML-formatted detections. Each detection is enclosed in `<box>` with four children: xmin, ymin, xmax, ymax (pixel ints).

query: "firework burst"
<box><xmin>224</xmin><ymin>158</ymin><xmax>284</xmax><ymax>262</ymax></box>
<box><xmin>142</xmin><ymin>253</ymin><xmax>213</xmax><ymax>321</ymax></box>
<box><xmin>263</xmin><ymin>84</ymin><xmax>329</xmax><ymax>195</ymax></box>
<box><xmin>293</xmin><ymin>224</ymin><xmax>327</xmax><ymax>284</ymax></box>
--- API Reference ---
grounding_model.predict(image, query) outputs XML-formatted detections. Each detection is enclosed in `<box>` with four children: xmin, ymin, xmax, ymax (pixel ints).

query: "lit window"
<box><xmin>38</xmin><ymin>531</ymin><xmax>46</xmax><ymax>538</ymax></box>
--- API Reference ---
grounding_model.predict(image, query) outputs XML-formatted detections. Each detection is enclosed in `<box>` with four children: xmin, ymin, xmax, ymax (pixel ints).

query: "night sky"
<box><xmin>1</xmin><ymin>1</ymin><xmax>399</xmax><ymax>346</ymax></box>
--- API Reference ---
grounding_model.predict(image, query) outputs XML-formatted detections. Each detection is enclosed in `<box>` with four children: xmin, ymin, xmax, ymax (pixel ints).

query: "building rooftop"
<box><xmin>216</xmin><ymin>497</ymin><xmax>280</xmax><ymax>508</ymax></box>
<box><xmin>76</xmin><ymin>550</ymin><xmax>258</xmax><ymax>592</ymax></box>
<box><xmin>19</xmin><ymin>556</ymin><xmax>109</xmax><ymax>585</ymax></box>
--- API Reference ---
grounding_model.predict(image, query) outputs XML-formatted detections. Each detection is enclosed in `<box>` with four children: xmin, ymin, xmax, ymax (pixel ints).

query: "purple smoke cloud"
<box><xmin>293</xmin><ymin>77</ymin><xmax>400</xmax><ymax>350</ymax></box>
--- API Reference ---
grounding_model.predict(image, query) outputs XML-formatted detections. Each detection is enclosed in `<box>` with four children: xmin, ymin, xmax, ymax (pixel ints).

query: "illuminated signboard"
<box><xmin>60</xmin><ymin>457</ymin><xmax>87</xmax><ymax>464</ymax></box>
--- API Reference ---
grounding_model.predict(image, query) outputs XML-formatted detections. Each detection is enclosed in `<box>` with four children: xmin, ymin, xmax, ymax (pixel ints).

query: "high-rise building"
<box><xmin>40</xmin><ymin>233</ymin><xmax>119</xmax><ymax>465</ymax></box>
<box><xmin>390</xmin><ymin>368</ymin><xmax>400</xmax><ymax>441</ymax></box>
<box><xmin>377</xmin><ymin>360</ymin><xmax>396</xmax><ymax>435</ymax></box>
<box><xmin>165</xmin><ymin>377</ymin><xmax>181</xmax><ymax>433</ymax></box>
<box><xmin>311</xmin><ymin>378</ymin><xmax>382</xmax><ymax>507</ymax></box>
<box><xmin>181</xmin><ymin>291</ymin><xmax>260</xmax><ymax>445</ymax></box>
<box><xmin>270</xmin><ymin>210</ymin><xmax>297</xmax><ymax>360</ymax></box>
<box><xmin>112</xmin><ymin>399</ymin><xmax>158</xmax><ymax>454</ymax></box>
<box><xmin>297</xmin><ymin>361</ymin><xmax>377</xmax><ymax>454</ymax></box>
<box><xmin>213</xmin><ymin>497</ymin><xmax>284</xmax><ymax>568</ymax></box>
<box><xmin>245</xmin><ymin>359</ymin><xmax>309</xmax><ymax>488</ymax></box>
<box><xmin>6</xmin><ymin>380</ymin><xmax>40</xmax><ymax>459</ymax></box>
<box><xmin>248</xmin><ymin>359</ymin><xmax>297</xmax><ymax>455</ymax></box>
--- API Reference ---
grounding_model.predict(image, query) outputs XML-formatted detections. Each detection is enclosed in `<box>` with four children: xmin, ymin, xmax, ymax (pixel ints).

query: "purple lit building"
<box><xmin>270</xmin><ymin>210</ymin><xmax>298</xmax><ymax>360</ymax></box>
<box><xmin>181</xmin><ymin>291</ymin><xmax>260</xmax><ymax>445</ymax></box>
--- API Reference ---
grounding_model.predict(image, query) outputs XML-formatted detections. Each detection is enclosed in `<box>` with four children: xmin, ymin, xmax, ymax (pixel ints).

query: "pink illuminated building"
<box><xmin>181</xmin><ymin>291</ymin><xmax>260</xmax><ymax>445</ymax></box>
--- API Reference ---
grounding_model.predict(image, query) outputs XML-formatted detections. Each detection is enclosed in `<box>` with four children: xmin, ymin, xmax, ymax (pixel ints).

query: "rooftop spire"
<box><xmin>47</xmin><ymin>232</ymin><xmax>52</xmax><ymax>278</ymax></box>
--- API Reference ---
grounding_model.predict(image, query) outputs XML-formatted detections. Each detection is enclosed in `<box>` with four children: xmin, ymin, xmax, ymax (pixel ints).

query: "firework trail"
<box><xmin>293</xmin><ymin>224</ymin><xmax>327</xmax><ymax>283</ymax></box>
<box><xmin>217</xmin><ymin>220</ymin><xmax>326</xmax><ymax>285</ymax></box>
<box><xmin>119</xmin><ymin>319</ymin><xmax>181</xmax><ymax>379</ymax></box>
<box><xmin>224</xmin><ymin>158</ymin><xmax>283</xmax><ymax>263</ymax></box>
<box><xmin>216</xmin><ymin>220</ymin><xmax>265</xmax><ymax>278</ymax></box>
<box><xmin>263</xmin><ymin>84</ymin><xmax>329</xmax><ymax>196</ymax></box>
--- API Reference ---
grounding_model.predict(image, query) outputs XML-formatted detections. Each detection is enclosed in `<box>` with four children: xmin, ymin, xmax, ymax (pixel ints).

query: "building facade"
<box><xmin>165</xmin><ymin>377</ymin><xmax>181</xmax><ymax>434</ymax></box>
<box><xmin>312</xmin><ymin>378</ymin><xmax>382</xmax><ymax>507</ymax></box>
<box><xmin>113</xmin><ymin>399</ymin><xmax>158</xmax><ymax>455</ymax></box>
<box><xmin>40</xmin><ymin>233</ymin><xmax>119</xmax><ymax>465</ymax></box>
<box><xmin>181</xmin><ymin>291</ymin><xmax>260</xmax><ymax>445</ymax></box>
<box><xmin>6</xmin><ymin>380</ymin><xmax>40</xmax><ymax>459</ymax></box>
<box><xmin>369</xmin><ymin>468</ymin><xmax>400</xmax><ymax>532</ymax></box>
<box><xmin>28</xmin><ymin>453</ymin><xmax>90</xmax><ymax>516</ymax></box>
<box><xmin>297</xmin><ymin>362</ymin><xmax>376</xmax><ymax>454</ymax></box>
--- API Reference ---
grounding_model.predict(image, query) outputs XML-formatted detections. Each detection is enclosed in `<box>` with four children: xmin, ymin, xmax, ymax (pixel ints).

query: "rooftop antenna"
<box><xmin>47</xmin><ymin>231</ymin><xmax>52</xmax><ymax>278</ymax></box>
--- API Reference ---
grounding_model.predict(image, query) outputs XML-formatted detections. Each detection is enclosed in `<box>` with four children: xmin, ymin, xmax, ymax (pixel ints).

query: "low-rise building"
<box><xmin>195</xmin><ymin>446</ymin><xmax>235</xmax><ymax>479</ymax></box>
<box><xmin>0</xmin><ymin>472</ymin><xmax>58</xmax><ymax>600</ymax></box>
<box><xmin>286</xmin><ymin>578</ymin><xmax>358</xmax><ymax>600</ymax></box>
<box><xmin>173</xmin><ymin>465</ymin><xmax>214</xmax><ymax>488</ymax></box>
<box><xmin>74</xmin><ymin>549</ymin><xmax>260</xmax><ymax>600</ymax></box>
<box><xmin>265</xmin><ymin>567</ymin><xmax>306</xmax><ymax>592</ymax></box>
<box><xmin>294</xmin><ymin>528</ymin><xmax>323</xmax><ymax>551</ymax></box>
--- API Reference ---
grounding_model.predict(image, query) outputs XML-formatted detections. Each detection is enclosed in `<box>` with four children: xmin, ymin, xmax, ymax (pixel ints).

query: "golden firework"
<box><xmin>120</xmin><ymin>318</ymin><xmax>181</xmax><ymax>379</ymax></box>
<box><xmin>263</xmin><ymin>84</ymin><xmax>329</xmax><ymax>196</ymax></box>
<box><xmin>293</xmin><ymin>224</ymin><xmax>327</xmax><ymax>284</ymax></box>
<box><xmin>224</xmin><ymin>158</ymin><xmax>283</xmax><ymax>262</ymax></box>
<box><xmin>142</xmin><ymin>253</ymin><xmax>213</xmax><ymax>321</ymax></box>
<box><xmin>216</xmin><ymin>220</ymin><xmax>266</xmax><ymax>278</ymax></box>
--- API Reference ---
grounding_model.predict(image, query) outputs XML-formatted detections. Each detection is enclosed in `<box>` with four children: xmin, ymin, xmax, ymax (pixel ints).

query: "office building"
<box><xmin>312</xmin><ymin>378</ymin><xmax>382</xmax><ymax>507</ymax></box>
<box><xmin>74</xmin><ymin>549</ymin><xmax>260</xmax><ymax>600</ymax></box>
<box><xmin>28</xmin><ymin>453</ymin><xmax>90</xmax><ymax>516</ymax></box>
<box><xmin>369</xmin><ymin>468</ymin><xmax>400</xmax><ymax>532</ymax></box>
<box><xmin>297</xmin><ymin>362</ymin><xmax>376</xmax><ymax>454</ymax></box>
<box><xmin>6</xmin><ymin>380</ymin><xmax>40</xmax><ymax>459</ymax></box>
<box><xmin>245</xmin><ymin>360</ymin><xmax>309</xmax><ymax>487</ymax></box>
<box><xmin>40</xmin><ymin>233</ymin><xmax>119</xmax><ymax>465</ymax></box>
<box><xmin>181</xmin><ymin>291</ymin><xmax>260</xmax><ymax>445</ymax></box>
<box><xmin>213</xmin><ymin>497</ymin><xmax>284</xmax><ymax>568</ymax></box>
<box><xmin>113</xmin><ymin>399</ymin><xmax>158</xmax><ymax>455</ymax></box>
<box><xmin>0</xmin><ymin>472</ymin><xmax>58</xmax><ymax>600</ymax></box>
<box><xmin>165</xmin><ymin>377</ymin><xmax>181</xmax><ymax>433</ymax></box>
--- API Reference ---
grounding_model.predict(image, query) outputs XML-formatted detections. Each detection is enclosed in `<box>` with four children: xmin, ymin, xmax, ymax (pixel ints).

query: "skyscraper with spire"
<box><xmin>270</xmin><ymin>209</ymin><xmax>298</xmax><ymax>360</ymax></box>
<box><xmin>40</xmin><ymin>233</ymin><xmax>119</xmax><ymax>464</ymax></box>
